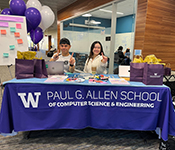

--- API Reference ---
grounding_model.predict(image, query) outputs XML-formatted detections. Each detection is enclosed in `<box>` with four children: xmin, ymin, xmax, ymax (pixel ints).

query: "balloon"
<box><xmin>10</xmin><ymin>0</ymin><xmax>26</xmax><ymax>16</ymax></box>
<box><xmin>25</xmin><ymin>7</ymin><xmax>41</xmax><ymax>30</ymax></box>
<box><xmin>42</xmin><ymin>5</ymin><xmax>49</xmax><ymax>10</ymax></box>
<box><xmin>1</xmin><ymin>8</ymin><xmax>12</xmax><ymax>15</ymax></box>
<box><xmin>26</xmin><ymin>20</ymin><xmax>33</xmax><ymax>33</ymax></box>
<box><xmin>26</xmin><ymin>0</ymin><xmax>42</xmax><ymax>11</ymax></box>
<box><xmin>30</xmin><ymin>27</ymin><xmax>43</xmax><ymax>44</ymax></box>
<box><xmin>9</xmin><ymin>0</ymin><xmax>12</xmax><ymax>4</ymax></box>
<box><xmin>39</xmin><ymin>5</ymin><xmax>55</xmax><ymax>31</ymax></box>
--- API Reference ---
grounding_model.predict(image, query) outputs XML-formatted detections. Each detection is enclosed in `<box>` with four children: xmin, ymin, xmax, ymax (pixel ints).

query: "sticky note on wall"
<box><xmin>3</xmin><ymin>53</ymin><xmax>9</xmax><ymax>57</ymax></box>
<box><xmin>10</xmin><ymin>27</ymin><xmax>16</xmax><ymax>32</ymax></box>
<box><xmin>14</xmin><ymin>32</ymin><xmax>20</xmax><ymax>37</ymax></box>
<box><xmin>9</xmin><ymin>45</ymin><xmax>15</xmax><ymax>50</ymax></box>
<box><xmin>1</xmin><ymin>30</ymin><xmax>6</xmax><ymax>35</ymax></box>
<box><xmin>16</xmin><ymin>24</ymin><xmax>21</xmax><ymax>29</ymax></box>
<box><xmin>17</xmin><ymin>39</ymin><xmax>23</xmax><ymax>44</ymax></box>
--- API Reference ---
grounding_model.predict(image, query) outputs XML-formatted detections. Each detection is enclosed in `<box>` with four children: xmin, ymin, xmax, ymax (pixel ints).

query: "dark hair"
<box><xmin>59</xmin><ymin>38</ymin><xmax>70</xmax><ymax>45</ymax></box>
<box><xmin>87</xmin><ymin>41</ymin><xmax>104</xmax><ymax>64</ymax></box>
<box><xmin>126</xmin><ymin>48</ymin><xmax>130</xmax><ymax>53</ymax></box>
<box><xmin>118</xmin><ymin>46</ymin><xmax>123</xmax><ymax>51</ymax></box>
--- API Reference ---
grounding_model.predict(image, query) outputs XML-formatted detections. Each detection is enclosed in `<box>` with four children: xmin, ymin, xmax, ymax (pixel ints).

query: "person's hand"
<box><xmin>69</xmin><ymin>52</ymin><xmax>75</xmax><ymax>66</ymax></box>
<box><xmin>101</xmin><ymin>52</ymin><xmax>108</xmax><ymax>63</ymax></box>
<box><xmin>53</xmin><ymin>52</ymin><xmax>59</xmax><ymax>61</ymax></box>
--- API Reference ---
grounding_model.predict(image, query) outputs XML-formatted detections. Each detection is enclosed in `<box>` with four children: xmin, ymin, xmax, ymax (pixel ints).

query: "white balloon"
<box><xmin>26</xmin><ymin>0</ymin><xmax>42</xmax><ymax>11</ymax></box>
<box><xmin>9</xmin><ymin>0</ymin><xmax>12</xmax><ymax>5</ymax></box>
<box><xmin>41</xmin><ymin>5</ymin><xmax>49</xmax><ymax>10</ymax></box>
<box><xmin>39</xmin><ymin>5</ymin><xmax>55</xmax><ymax>31</ymax></box>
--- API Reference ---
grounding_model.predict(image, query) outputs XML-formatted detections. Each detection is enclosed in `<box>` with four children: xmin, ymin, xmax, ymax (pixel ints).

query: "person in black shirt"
<box><xmin>114</xmin><ymin>46</ymin><xmax>126</xmax><ymax>64</ymax></box>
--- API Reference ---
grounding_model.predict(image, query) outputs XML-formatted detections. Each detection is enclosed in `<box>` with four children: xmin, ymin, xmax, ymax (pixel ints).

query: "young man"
<box><xmin>50</xmin><ymin>38</ymin><xmax>75</xmax><ymax>73</ymax></box>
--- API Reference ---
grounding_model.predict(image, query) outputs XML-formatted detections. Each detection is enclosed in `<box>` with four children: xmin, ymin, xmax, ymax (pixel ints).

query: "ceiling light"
<box><xmin>99</xmin><ymin>9</ymin><xmax>123</xmax><ymax>15</ymax></box>
<box><xmin>99</xmin><ymin>9</ymin><xmax>112</xmax><ymax>13</ymax></box>
<box><xmin>117</xmin><ymin>12</ymin><xmax>124</xmax><ymax>15</ymax></box>
<box><xmin>85</xmin><ymin>20</ymin><xmax>101</xmax><ymax>25</ymax></box>
<box><xmin>69</xmin><ymin>23</ymin><xmax>105</xmax><ymax>29</ymax></box>
<box><xmin>90</xmin><ymin>20</ymin><xmax>101</xmax><ymax>25</ymax></box>
<box><xmin>93</xmin><ymin>21</ymin><xmax>101</xmax><ymax>24</ymax></box>
<box><xmin>82</xmin><ymin>14</ymin><xmax>92</xmax><ymax>17</ymax></box>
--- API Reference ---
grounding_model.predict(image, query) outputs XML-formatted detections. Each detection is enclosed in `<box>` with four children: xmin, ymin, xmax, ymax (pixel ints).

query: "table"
<box><xmin>0</xmin><ymin>76</ymin><xmax>175</xmax><ymax>141</ymax></box>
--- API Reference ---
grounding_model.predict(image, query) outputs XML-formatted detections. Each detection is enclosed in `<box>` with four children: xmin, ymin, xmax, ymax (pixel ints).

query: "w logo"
<box><xmin>18</xmin><ymin>92</ymin><xmax>41</xmax><ymax>108</ymax></box>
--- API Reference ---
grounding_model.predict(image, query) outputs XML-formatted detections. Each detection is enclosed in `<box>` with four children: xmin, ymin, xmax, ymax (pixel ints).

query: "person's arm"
<box><xmin>123</xmin><ymin>50</ymin><xmax>126</xmax><ymax>55</ymax></box>
<box><xmin>101</xmin><ymin>52</ymin><xmax>108</xmax><ymax>64</ymax></box>
<box><xmin>69</xmin><ymin>65</ymin><xmax>75</xmax><ymax>73</ymax></box>
<box><xmin>50</xmin><ymin>52</ymin><xmax>59</xmax><ymax>61</ymax></box>
<box><xmin>97</xmin><ymin>54</ymin><xmax>108</xmax><ymax>74</ymax></box>
<box><xmin>118</xmin><ymin>51</ymin><xmax>127</xmax><ymax>59</ymax></box>
<box><xmin>69</xmin><ymin>53</ymin><xmax>75</xmax><ymax>73</ymax></box>
<box><xmin>83</xmin><ymin>59</ymin><xmax>88</xmax><ymax>73</ymax></box>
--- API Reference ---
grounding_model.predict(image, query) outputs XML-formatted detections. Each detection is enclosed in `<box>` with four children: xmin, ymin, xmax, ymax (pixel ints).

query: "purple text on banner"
<box><xmin>0</xmin><ymin>22</ymin><xmax>8</xmax><ymax>27</ymax></box>
<box><xmin>0</xmin><ymin>16</ymin><xmax>23</xmax><ymax>23</ymax></box>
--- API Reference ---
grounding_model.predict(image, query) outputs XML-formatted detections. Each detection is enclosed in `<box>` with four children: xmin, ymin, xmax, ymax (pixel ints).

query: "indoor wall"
<box><xmin>57</xmin><ymin>0</ymin><xmax>175</xmax><ymax>70</ymax></box>
<box><xmin>57</xmin><ymin>0</ymin><xmax>114</xmax><ymax>48</ymax></box>
<box><xmin>135</xmin><ymin>0</ymin><xmax>175</xmax><ymax>70</ymax></box>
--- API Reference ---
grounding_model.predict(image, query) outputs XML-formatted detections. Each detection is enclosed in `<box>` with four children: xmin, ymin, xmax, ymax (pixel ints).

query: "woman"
<box><xmin>124</xmin><ymin>48</ymin><xmax>130</xmax><ymax>58</ymax></box>
<box><xmin>83</xmin><ymin>41</ymin><xmax>108</xmax><ymax>74</ymax></box>
<box><xmin>123</xmin><ymin>48</ymin><xmax>131</xmax><ymax>65</ymax></box>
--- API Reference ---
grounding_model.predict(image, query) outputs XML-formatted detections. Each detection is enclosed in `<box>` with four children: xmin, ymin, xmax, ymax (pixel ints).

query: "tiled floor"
<box><xmin>0</xmin><ymin>128</ymin><xmax>161</xmax><ymax>150</ymax></box>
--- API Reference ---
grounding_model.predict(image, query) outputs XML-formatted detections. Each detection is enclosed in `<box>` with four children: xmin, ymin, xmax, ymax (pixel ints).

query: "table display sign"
<box><xmin>0</xmin><ymin>77</ymin><xmax>175</xmax><ymax>141</ymax></box>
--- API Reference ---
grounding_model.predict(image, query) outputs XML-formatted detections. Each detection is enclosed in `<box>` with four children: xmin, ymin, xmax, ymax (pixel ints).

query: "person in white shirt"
<box><xmin>50</xmin><ymin>38</ymin><xmax>75</xmax><ymax>73</ymax></box>
<box><xmin>83</xmin><ymin>41</ymin><xmax>108</xmax><ymax>74</ymax></box>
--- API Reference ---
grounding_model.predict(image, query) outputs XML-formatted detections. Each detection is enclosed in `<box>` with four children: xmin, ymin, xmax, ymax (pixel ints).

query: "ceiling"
<box><xmin>90</xmin><ymin>0</ymin><xmax>136</xmax><ymax>19</ymax></box>
<box><xmin>0</xmin><ymin>0</ymin><xmax>136</xmax><ymax>31</ymax></box>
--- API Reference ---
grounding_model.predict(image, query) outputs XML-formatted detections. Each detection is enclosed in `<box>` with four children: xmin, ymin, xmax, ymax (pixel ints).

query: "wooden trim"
<box><xmin>134</xmin><ymin>0</ymin><xmax>148</xmax><ymax>52</ymax></box>
<box><xmin>134</xmin><ymin>0</ymin><xmax>175</xmax><ymax>70</ymax></box>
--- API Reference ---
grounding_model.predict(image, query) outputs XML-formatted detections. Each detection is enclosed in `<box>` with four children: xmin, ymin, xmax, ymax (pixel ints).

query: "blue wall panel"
<box><xmin>63</xmin><ymin>15</ymin><xmax>135</xmax><ymax>33</ymax></box>
<box><xmin>116</xmin><ymin>15</ymin><xmax>134</xmax><ymax>33</ymax></box>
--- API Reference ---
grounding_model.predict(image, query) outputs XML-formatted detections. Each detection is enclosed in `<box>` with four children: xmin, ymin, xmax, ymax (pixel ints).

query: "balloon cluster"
<box><xmin>1</xmin><ymin>0</ymin><xmax>55</xmax><ymax>44</ymax></box>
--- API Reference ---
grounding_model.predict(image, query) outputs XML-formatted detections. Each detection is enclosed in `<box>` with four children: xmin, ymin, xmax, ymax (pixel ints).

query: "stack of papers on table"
<box><xmin>44</xmin><ymin>75</ymin><xmax>67</xmax><ymax>83</ymax></box>
<box><xmin>109</xmin><ymin>78</ymin><xmax>130</xmax><ymax>85</ymax></box>
<box><xmin>119</xmin><ymin>65</ymin><xmax>130</xmax><ymax>78</ymax></box>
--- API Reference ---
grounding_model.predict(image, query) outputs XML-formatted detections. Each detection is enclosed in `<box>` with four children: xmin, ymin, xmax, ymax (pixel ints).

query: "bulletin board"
<box><xmin>0</xmin><ymin>15</ymin><xmax>28</xmax><ymax>65</ymax></box>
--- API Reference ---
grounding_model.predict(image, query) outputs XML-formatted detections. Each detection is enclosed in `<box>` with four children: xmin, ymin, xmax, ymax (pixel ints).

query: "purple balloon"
<box><xmin>30</xmin><ymin>27</ymin><xmax>43</xmax><ymax>44</ymax></box>
<box><xmin>1</xmin><ymin>8</ymin><xmax>12</xmax><ymax>15</ymax></box>
<box><xmin>26</xmin><ymin>20</ymin><xmax>33</xmax><ymax>33</ymax></box>
<box><xmin>25</xmin><ymin>7</ymin><xmax>41</xmax><ymax>30</ymax></box>
<box><xmin>10</xmin><ymin>0</ymin><xmax>26</xmax><ymax>16</ymax></box>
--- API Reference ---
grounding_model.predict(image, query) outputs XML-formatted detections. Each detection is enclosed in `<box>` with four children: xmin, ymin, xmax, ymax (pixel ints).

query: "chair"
<box><xmin>114</xmin><ymin>52</ymin><xmax>120</xmax><ymax>64</ymax></box>
<box><xmin>163</xmin><ymin>75</ymin><xmax>175</xmax><ymax>107</ymax></box>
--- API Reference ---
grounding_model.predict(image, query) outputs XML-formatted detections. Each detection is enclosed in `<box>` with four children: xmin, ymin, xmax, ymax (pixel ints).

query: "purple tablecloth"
<box><xmin>0</xmin><ymin>79</ymin><xmax>175</xmax><ymax>141</ymax></box>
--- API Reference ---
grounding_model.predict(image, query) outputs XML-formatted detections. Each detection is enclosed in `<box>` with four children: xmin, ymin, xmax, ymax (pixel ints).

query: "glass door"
<box><xmin>61</xmin><ymin>0</ymin><xmax>137</xmax><ymax>73</ymax></box>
